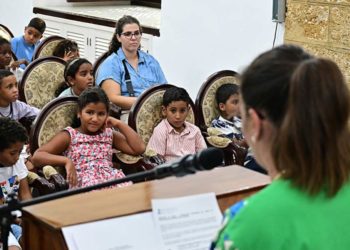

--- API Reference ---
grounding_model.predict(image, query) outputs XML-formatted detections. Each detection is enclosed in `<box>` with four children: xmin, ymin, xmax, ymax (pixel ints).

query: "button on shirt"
<box><xmin>96</xmin><ymin>48</ymin><xmax>167</xmax><ymax>97</ymax></box>
<box><xmin>147</xmin><ymin>119</ymin><xmax>207</xmax><ymax>163</ymax></box>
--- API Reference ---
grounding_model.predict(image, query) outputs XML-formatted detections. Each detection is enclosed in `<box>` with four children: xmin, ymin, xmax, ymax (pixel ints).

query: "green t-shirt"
<box><xmin>211</xmin><ymin>179</ymin><xmax>350</xmax><ymax>250</ymax></box>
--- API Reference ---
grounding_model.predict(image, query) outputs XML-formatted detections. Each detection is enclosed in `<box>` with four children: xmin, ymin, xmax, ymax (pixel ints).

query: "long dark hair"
<box><xmin>275</xmin><ymin>58</ymin><xmax>350</xmax><ymax>196</ymax></box>
<box><xmin>108</xmin><ymin>15</ymin><xmax>142</xmax><ymax>55</ymax></box>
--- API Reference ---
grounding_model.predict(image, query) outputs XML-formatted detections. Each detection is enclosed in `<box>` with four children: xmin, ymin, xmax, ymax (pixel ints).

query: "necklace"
<box><xmin>0</xmin><ymin>103</ymin><xmax>13</xmax><ymax>118</ymax></box>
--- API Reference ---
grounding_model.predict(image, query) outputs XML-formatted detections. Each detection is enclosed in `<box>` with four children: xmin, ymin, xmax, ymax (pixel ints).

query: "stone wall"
<box><xmin>285</xmin><ymin>0</ymin><xmax>350</xmax><ymax>81</ymax></box>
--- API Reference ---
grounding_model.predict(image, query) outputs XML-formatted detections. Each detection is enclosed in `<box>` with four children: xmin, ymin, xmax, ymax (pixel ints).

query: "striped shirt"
<box><xmin>147</xmin><ymin>119</ymin><xmax>207</xmax><ymax>162</ymax></box>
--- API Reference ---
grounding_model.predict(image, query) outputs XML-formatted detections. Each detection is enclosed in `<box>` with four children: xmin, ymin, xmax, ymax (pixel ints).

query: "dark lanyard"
<box><xmin>122</xmin><ymin>59</ymin><xmax>135</xmax><ymax>97</ymax></box>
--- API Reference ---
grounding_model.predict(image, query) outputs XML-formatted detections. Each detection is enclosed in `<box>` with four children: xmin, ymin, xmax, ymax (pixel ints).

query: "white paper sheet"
<box><xmin>62</xmin><ymin>193</ymin><xmax>222</xmax><ymax>250</ymax></box>
<box><xmin>62</xmin><ymin>212</ymin><xmax>157</xmax><ymax>250</ymax></box>
<box><xmin>152</xmin><ymin>193</ymin><xmax>222</xmax><ymax>250</ymax></box>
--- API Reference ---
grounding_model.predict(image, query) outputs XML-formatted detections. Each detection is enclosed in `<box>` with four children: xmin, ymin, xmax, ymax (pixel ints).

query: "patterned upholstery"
<box><xmin>0</xmin><ymin>24</ymin><xmax>13</xmax><ymax>41</ymax></box>
<box><xmin>33</xmin><ymin>35</ymin><xmax>65</xmax><ymax>60</ymax></box>
<box><xmin>196</xmin><ymin>71</ymin><xmax>240</xmax><ymax>128</ymax></box>
<box><xmin>129</xmin><ymin>84</ymin><xmax>196</xmax><ymax>146</ymax></box>
<box><xmin>30</xmin><ymin>96</ymin><xmax>78</xmax><ymax>155</ymax></box>
<box><xmin>19</xmin><ymin>57</ymin><xmax>66</xmax><ymax>109</ymax></box>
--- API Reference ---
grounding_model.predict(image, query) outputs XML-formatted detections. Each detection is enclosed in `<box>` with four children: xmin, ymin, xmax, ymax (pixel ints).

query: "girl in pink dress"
<box><xmin>32</xmin><ymin>87</ymin><xmax>146</xmax><ymax>188</ymax></box>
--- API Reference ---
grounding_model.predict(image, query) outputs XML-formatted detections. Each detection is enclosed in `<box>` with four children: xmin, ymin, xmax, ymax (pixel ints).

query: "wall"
<box><xmin>0</xmin><ymin>1</ymin><xmax>34</xmax><ymax>36</ymax></box>
<box><xmin>285</xmin><ymin>0</ymin><xmax>350</xmax><ymax>82</ymax></box>
<box><xmin>153</xmin><ymin>0</ymin><xmax>285</xmax><ymax>99</ymax></box>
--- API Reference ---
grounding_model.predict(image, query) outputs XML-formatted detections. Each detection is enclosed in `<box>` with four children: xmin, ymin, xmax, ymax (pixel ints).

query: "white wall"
<box><xmin>0</xmin><ymin>1</ymin><xmax>34</xmax><ymax>36</ymax></box>
<box><xmin>153</xmin><ymin>0</ymin><xmax>285</xmax><ymax>99</ymax></box>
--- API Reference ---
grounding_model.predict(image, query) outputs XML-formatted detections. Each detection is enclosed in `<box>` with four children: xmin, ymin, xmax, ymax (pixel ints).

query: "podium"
<box><xmin>22</xmin><ymin>166</ymin><xmax>270</xmax><ymax>250</ymax></box>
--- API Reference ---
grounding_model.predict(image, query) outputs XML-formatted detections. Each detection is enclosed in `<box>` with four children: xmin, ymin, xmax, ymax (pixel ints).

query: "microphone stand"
<box><xmin>0</xmin><ymin>158</ymin><xmax>193</xmax><ymax>250</ymax></box>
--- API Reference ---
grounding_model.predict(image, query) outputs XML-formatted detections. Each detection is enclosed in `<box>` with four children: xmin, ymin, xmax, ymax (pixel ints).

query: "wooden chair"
<box><xmin>128</xmin><ymin>84</ymin><xmax>196</xmax><ymax>146</ymax></box>
<box><xmin>195</xmin><ymin>70</ymin><xmax>247</xmax><ymax>166</ymax></box>
<box><xmin>0</xmin><ymin>24</ymin><xmax>14</xmax><ymax>41</ymax></box>
<box><xmin>32</xmin><ymin>35</ymin><xmax>65</xmax><ymax>60</ymax></box>
<box><xmin>119</xmin><ymin>84</ymin><xmax>196</xmax><ymax>175</ymax></box>
<box><xmin>29</xmin><ymin>97</ymin><xmax>78</xmax><ymax>193</ymax></box>
<box><xmin>19</xmin><ymin>56</ymin><xmax>66</xmax><ymax>109</ymax></box>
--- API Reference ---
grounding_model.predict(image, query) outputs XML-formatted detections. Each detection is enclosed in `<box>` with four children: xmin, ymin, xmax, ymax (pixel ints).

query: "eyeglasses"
<box><xmin>121</xmin><ymin>31</ymin><xmax>142</xmax><ymax>39</ymax></box>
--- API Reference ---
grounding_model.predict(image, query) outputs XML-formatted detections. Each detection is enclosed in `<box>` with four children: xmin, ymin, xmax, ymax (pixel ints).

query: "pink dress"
<box><xmin>64</xmin><ymin>127</ymin><xmax>131</xmax><ymax>188</ymax></box>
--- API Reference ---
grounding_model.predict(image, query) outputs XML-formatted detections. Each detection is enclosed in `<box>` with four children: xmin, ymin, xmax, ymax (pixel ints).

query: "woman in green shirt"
<box><xmin>211</xmin><ymin>45</ymin><xmax>350</xmax><ymax>250</ymax></box>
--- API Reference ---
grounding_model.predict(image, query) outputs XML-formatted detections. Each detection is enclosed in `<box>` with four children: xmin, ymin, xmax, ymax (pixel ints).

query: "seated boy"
<box><xmin>11</xmin><ymin>17</ymin><xmax>46</xmax><ymax>69</ymax></box>
<box><xmin>211</xmin><ymin>83</ymin><xmax>243</xmax><ymax>140</ymax></box>
<box><xmin>0</xmin><ymin>117</ymin><xmax>32</xmax><ymax>248</ymax></box>
<box><xmin>211</xmin><ymin>83</ymin><xmax>266</xmax><ymax>174</ymax></box>
<box><xmin>0</xmin><ymin>70</ymin><xmax>39</xmax><ymax>121</ymax></box>
<box><xmin>147</xmin><ymin>86</ymin><xmax>207</xmax><ymax>162</ymax></box>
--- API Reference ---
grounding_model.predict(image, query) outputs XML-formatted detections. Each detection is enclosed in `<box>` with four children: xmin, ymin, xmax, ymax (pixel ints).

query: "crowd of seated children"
<box><xmin>53</xmin><ymin>39</ymin><xmax>80</xmax><ymax>62</ymax></box>
<box><xmin>56</xmin><ymin>58</ymin><xmax>93</xmax><ymax>98</ymax></box>
<box><xmin>32</xmin><ymin>87</ymin><xmax>145</xmax><ymax>188</ymax></box>
<box><xmin>11</xmin><ymin>17</ymin><xmax>46</xmax><ymax>69</ymax></box>
<box><xmin>0</xmin><ymin>117</ymin><xmax>32</xmax><ymax>249</ymax></box>
<box><xmin>147</xmin><ymin>86</ymin><xmax>207</xmax><ymax>162</ymax></box>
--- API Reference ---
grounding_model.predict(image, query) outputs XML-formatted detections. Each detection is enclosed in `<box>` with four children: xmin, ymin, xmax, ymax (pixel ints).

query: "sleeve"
<box><xmin>17</xmin><ymin>101</ymin><xmax>40</xmax><ymax>119</ymax></box>
<box><xmin>11</xmin><ymin>37</ymin><xmax>19</xmax><ymax>54</ymax></box>
<box><xmin>147</xmin><ymin>121</ymin><xmax>167</xmax><ymax>157</ymax></box>
<box><xmin>154</xmin><ymin>58</ymin><xmax>167</xmax><ymax>84</ymax></box>
<box><xmin>210</xmin><ymin>200</ymin><xmax>246</xmax><ymax>250</ymax></box>
<box><xmin>13</xmin><ymin>157</ymin><xmax>29</xmax><ymax>180</ymax></box>
<box><xmin>8</xmin><ymin>231</ymin><xmax>21</xmax><ymax>248</ymax></box>
<box><xmin>96</xmin><ymin>55</ymin><xmax>123</xmax><ymax>86</ymax></box>
<box><xmin>195</xmin><ymin>127</ymin><xmax>207</xmax><ymax>152</ymax></box>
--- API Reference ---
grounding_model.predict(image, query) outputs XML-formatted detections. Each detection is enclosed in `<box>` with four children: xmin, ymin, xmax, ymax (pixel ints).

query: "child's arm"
<box><xmin>19</xmin><ymin>177</ymin><xmax>32</xmax><ymax>201</ymax></box>
<box><xmin>32</xmin><ymin>131</ymin><xmax>78</xmax><ymax>187</ymax></box>
<box><xmin>106</xmin><ymin>117</ymin><xmax>145</xmax><ymax>155</ymax></box>
<box><xmin>10</xmin><ymin>59</ymin><xmax>29</xmax><ymax>69</ymax></box>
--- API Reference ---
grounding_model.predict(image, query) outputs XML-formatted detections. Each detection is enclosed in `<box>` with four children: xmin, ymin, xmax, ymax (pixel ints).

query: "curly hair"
<box><xmin>0</xmin><ymin>117</ymin><xmax>28</xmax><ymax>151</ymax></box>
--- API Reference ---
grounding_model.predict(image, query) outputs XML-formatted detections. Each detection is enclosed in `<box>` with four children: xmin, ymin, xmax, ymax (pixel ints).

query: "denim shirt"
<box><xmin>96</xmin><ymin>48</ymin><xmax>167</xmax><ymax>97</ymax></box>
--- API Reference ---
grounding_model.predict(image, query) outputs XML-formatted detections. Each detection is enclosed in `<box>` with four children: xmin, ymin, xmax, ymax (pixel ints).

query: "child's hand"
<box><xmin>63</xmin><ymin>50</ymin><xmax>75</xmax><ymax>61</ymax></box>
<box><xmin>65</xmin><ymin>159</ymin><xmax>78</xmax><ymax>187</ymax></box>
<box><xmin>105</xmin><ymin>116</ymin><xmax>120</xmax><ymax>129</ymax></box>
<box><xmin>10</xmin><ymin>59</ymin><xmax>28</xmax><ymax>70</ymax></box>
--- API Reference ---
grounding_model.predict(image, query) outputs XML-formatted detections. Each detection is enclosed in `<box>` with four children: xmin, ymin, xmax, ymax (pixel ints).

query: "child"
<box><xmin>0</xmin><ymin>37</ymin><xmax>25</xmax><ymax>81</ymax></box>
<box><xmin>53</xmin><ymin>39</ymin><xmax>80</xmax><ymax>62</ymax></box>
<box><xmin>57</xmin><ymin>58</ymin><xmax>94</xmax><ymax>97</ymax></box>
<box><xmin>147</xmin><ymin>86</ymin><xmax>207</xmax><ymax>162</ymax></box>
<box><xmin>32</xmin><ymin>87</ymin><xmax>145</xmax><ymax>188</ymax></box>
<box><xmin>0</xmin><ymin>70</ymin><xmax>39</xmax><ymax>121</ymax></box>
<box><xmin>211</xmin><ymin>83</ymin><xmax>243</xmax><ymax>140</ymax></box>
<box><xmin>0</xmin><ymin>117</ymin><xmax>32</xmax><ymax>247</ymax></box>
<box><xmin>11</xmin><ymin>17</ymin><xmax>46</xmax><ymax>69</ymax></box>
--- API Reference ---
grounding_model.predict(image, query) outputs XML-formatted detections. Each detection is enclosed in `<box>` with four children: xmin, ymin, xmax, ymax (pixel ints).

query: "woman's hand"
<box><xmin>65</xmin><ymin>159</ymin><xmax>78</xmax><ymax>187</ymax></box>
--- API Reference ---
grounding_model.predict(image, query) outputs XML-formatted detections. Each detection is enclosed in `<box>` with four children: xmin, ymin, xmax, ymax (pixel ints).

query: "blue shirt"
<box><xmin>11</xmin><ymin>36</ymin><xmax>39</xmax><ymax>69</ymax></box>
<box><xmin>96</xmin><ymin>48</ymin><xmax>167</xmax><ymax>97</ymax></box>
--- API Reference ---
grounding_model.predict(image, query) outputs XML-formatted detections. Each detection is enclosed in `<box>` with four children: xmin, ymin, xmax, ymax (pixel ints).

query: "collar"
<box><xmin>164</xmin><ymin>119</ymin><xmax>190</xmax><ymax>135</ymax></box>
<box><xmin>117</xmin><ymin>47</ymin><xmax>145</xmax><ymax>64</ymax></box>
<box><xmin>218</xmin><ymin>116</ymin><xmax>235</xmax><ymax>126</ymax></box>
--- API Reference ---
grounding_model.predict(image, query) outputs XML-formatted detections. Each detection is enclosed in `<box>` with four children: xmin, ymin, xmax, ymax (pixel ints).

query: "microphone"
<box><xmin>153</xmin><ymin>147</ymin><xmax>224</xmax><ymax>178</ymax></box>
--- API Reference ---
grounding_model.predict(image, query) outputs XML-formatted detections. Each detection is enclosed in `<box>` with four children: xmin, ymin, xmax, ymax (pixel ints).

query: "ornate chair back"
<box><xmin>32</xmin><ymin>35</ymin><xmax>65</xmax><ymax>60</ymax></box>
<box><xmin>19</xmin><ymin>56</ymin><xmax>66</xmax><ymax>109</ymax></box>
<box><xmin>128</xmin><ymin>84</ymin><xmax>196</xmax><ymax>146</ymax></box>
<box><xmin>30</xmin><ymin>96</ymin><xmax>78</xmax><ymax>155</ymax></box>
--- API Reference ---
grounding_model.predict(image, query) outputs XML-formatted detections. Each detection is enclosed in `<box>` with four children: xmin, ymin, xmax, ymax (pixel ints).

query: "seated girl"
<box><xmin>56</xmin><ymin>58</ymin><xmax>93</xmax><ymax>97</ymax></box>
<box><xmin>53</xmin><ymin>39</ymin><xmax>80</xmax><ymax>62</ymax></box>
<box><xmin>32</xmin><ymin>87</ymin><xmax>146</xmax><ymax>188</ymax></box>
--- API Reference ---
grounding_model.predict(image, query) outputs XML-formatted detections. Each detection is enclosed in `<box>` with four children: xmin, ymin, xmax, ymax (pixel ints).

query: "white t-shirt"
<box><xmin>0</xmin><ymin>157</ymin><xmax>28</xmax><ymax>203</ymax></box>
